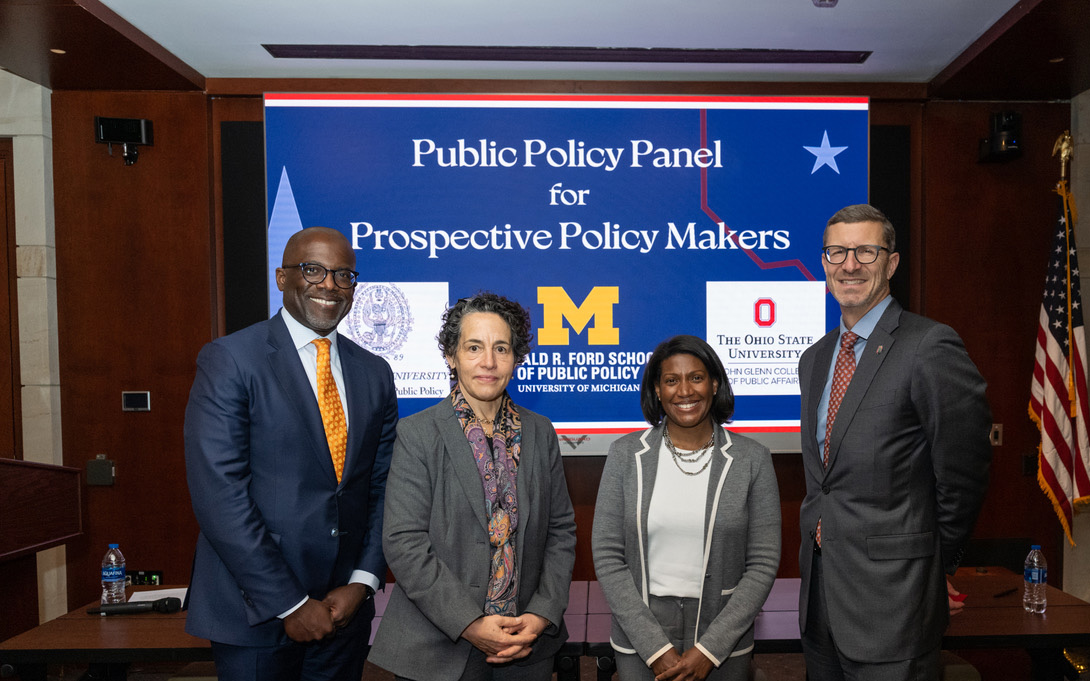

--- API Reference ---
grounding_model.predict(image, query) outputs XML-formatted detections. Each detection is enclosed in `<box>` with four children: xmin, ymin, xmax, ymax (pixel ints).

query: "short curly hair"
<box><xmin>437</xmin><ymin>292</ymin><xmax>534</xmax><ymax>381</ymax></box>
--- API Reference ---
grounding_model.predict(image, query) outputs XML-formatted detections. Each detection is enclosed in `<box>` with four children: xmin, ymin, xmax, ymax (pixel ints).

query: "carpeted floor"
<box><xmin>32</xmin><ymin>654</ymin><xmax>809</xmax><ymax>681</ymax></box>
<box><xmin>38</xmin><ymin>649</ymin><xmax>1090</xmax><ymax>680</ymax></box>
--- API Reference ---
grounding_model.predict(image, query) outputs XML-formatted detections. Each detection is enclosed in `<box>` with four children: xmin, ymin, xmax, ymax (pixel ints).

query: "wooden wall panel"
<box><xmin>0</xmin><ymin>138</ymin><xmax>20</xmax><ymax>459</ymax></box>
<box><xmin>52</xmin><ymin>91</ymin><xmax>213</xmax><ymax>606</ymax></box>
<box><xmin>0</xmin><ymin>555</ymin><xmax>39</xmax><ymax>641</ymax></box>
<box><xmin>0</xmin><ymin>137</ymin><xmax>34</xmax><ymax>641</ymax></box>
<box><xmin>921</xmin><ymin>101</ymin><xmax>1071</xmax><ymax>581</ymax></box>
<box><xmin>210</xmin><ymin>96</ymin><xmax>264</xmax><ymax>338</ymax></box>
<box><xmin>0</xmin><ymin>459</ymin><xmax>82</xmax><ymax>561</ymax></box>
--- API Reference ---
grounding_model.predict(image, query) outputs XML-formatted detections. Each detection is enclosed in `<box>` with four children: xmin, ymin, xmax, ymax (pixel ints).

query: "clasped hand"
<box><xmin>461</xmin><ymin>612</ymin><xmax>549</xmax><ymax>664</ymax></box>
<box><xmin>650</xmin><ymin>646</ymin><xmax>715</xmax><ymax>681</ymax></box>
<box><xmin>282</xmin><ymin>584</ymin><xmax>368</xmax><ymax>643</ymax></box>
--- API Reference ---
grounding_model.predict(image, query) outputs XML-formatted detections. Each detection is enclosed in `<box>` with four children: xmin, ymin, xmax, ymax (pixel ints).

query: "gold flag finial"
<box><xmin>1053</xmin><ymin>131</ymin><xmax>1073</xmax><ymax>181</ymax></box>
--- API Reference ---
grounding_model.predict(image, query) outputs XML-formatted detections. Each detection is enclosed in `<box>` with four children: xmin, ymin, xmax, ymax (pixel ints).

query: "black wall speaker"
<box><xmin>979</xmin><ymin>111</ymin><xmax>1021</xmax><ymax>163</ymax></box>
<box><xmin>94</xmin><ymin>117</ymin><xmax>154</xmax><ymax>146</ymax></box>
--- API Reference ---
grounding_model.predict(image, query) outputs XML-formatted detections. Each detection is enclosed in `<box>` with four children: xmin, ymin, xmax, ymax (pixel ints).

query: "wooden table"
<box><xmin>5</xmin><ymin>574</ymin><xmax>1088</xmax><ymax>681</ymax></box>
<box><xmin>943</xmin><ymin>567</ymin><xmax>1089</xmax><ymax>679</ymax></box>
<box><xmin>0</xmin><ymin>590</ymin><xmax>209</xmax><ymax>681</ymax></box>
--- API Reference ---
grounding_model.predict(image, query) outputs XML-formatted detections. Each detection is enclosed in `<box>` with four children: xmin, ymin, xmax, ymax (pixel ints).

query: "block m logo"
<box><xmin>537</xmin><ymin>286</ymin><xmax>619</xmax><ymax>345</ymax></box>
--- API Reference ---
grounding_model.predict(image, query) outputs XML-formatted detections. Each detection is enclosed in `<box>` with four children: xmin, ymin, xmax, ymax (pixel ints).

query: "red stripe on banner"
<box><xmin>264</xmin><ymin>93</ymin><xmax>870</xmax><ymax>105</ymax></box>
<box><xmin>555</xmin><ymin>427</ymin><xmax>642</xmax><ymax>435</ymax></box>
<box><xmin>726</xmin><ymin>425</ymin><xmax>801</xmax><ymax>433</ymax></box>
<box><xmin>554</xmin><ymin>424</ymin><xmax>801</xmax><ymax>435</ymax></box>
<box><xmin>696</xmin><ymin>110</ymin><xmax>819</xmax><ymax>282</ymax></box>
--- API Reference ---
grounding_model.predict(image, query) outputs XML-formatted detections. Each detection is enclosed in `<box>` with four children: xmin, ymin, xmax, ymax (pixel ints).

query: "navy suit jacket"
<box><xmin>184</xmin><ymin>312</ymin><xmax>398</xmax><ymax>646</ymax></box>
<box><xmin>797</xmin><ymin>298</ymin><xmax>991</xmax><ymax>662</ymax></box>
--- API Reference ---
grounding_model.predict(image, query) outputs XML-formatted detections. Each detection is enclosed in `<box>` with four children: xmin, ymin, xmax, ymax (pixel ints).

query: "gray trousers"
<box><xmin>396</xmin><ymin>645</ymin><xmax>554</xmax><ymax>681</ymax></box>
<box><xmin>614</xmin><ymin>594</ymin><xmax>752</xmax><ymax>681</ymax></box>
<box><xmin>801</xmin><ymin>548</ymin><xmax>941</xmax><ymax>681</ymax></box>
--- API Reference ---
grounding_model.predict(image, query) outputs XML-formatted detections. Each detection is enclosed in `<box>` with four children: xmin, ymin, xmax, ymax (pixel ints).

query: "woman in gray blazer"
<box><xmin>371</xmin><ymin>292</ymin><xmax>577</xmax><ymax>681</ymax></box>
<box><xmin>592</xmin><ymin>335</ymin><xmax>780</xmax><ymax>681</ymax></box>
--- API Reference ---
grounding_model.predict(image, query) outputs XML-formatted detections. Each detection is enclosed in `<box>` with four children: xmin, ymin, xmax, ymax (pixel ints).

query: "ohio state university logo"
<box><xmin>754</xmin><ymin>297</ymin><xmax>776</xmax><ymax>328</ymax></box>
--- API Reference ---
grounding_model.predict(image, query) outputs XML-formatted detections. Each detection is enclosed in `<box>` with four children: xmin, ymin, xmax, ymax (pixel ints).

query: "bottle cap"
<box><xmin>108</xmin><ymin>543</ymin><xmax>119</xmax><ymax>549</ymax></box>
<box><xmin>1031</xmin><ymin>544</ymin><xmax>1041</xmax><ymax>550</ymax></box>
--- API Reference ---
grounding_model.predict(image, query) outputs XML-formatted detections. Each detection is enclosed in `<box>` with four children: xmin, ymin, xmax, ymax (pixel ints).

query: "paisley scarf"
<box><xmin>451</xmin><ymin>386</ymin><xmax>522</xmax><ymax>615</ymax></box>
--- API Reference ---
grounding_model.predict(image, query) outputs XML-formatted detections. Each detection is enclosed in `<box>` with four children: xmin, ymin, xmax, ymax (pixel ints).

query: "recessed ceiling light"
<box><xmin>50</xmin><ymin>48</ymin><xmax>66</xmax><ymax>55</ymax></box>
<box><xmin>264</xmin><ymin>44</ymin><xmax>870</xmax><ymax>65</ymax></box>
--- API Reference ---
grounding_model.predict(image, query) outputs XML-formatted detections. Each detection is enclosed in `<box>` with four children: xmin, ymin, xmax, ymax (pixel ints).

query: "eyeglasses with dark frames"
<box><xmin>821</xmin><ymin>245</ymin><xmax>889</xmax><ymax>265</ymax></box>
<box><xmin>286</xmin><ymin>262</ymin><xmax>359</xmax><ymax>289</ymax></box>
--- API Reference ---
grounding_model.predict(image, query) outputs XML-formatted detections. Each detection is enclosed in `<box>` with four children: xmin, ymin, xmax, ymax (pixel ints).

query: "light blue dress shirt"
<box><xmin>815</xmin><ymin>295</ymin><xmax>893</xmax><ymax>455</ymax></box>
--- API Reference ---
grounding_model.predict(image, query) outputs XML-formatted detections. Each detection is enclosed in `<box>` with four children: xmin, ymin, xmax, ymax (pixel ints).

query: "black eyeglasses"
<box><xmin>821</xmin><ymin>245</ymin><xmax>890</xmax><ymax>265</ymax></box>
<box><xmin>285</xmin><ymin>262</ymin><xmax>359</xmax><ymax>289</ymax></box>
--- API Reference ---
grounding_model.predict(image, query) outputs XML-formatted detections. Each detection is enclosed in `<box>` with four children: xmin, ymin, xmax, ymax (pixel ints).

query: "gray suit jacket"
<box><xmin>797</xmin><ymin>298</ymin><xmax>991</xmax><ymax>662</ymax></box>
<box><xmin>591</xmin><ymin>424</ymin><xmax>780</xmax><ymax>670</ymax></box>
<box><xmin>370</xmin><ymin>398</ymin><xmax>577</xmax><ymax>680</ymax></box>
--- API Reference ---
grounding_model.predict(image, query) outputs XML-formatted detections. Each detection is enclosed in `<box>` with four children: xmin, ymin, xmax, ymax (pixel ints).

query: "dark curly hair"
<box><xmin>438</xmin><ymin>292</ymin><xmax>534</xmax><ymax>381</ymax></box>
<box><xmin>640</xmin><ymin>335</ymin><xmax>734</xmax><ymax>426</ymax></box>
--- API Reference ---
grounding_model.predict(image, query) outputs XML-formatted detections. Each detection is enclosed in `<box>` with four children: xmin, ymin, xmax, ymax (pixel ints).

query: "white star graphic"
<box><xmin>804</xmin><ymin>131</ymin><xmax>848</xmax><ymax>174</ymax></box>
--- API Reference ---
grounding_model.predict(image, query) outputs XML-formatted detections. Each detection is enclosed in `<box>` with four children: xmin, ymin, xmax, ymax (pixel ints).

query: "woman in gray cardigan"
<box><xmin>592</xmin><ymin>335</ymin><xmax>781</xmax><ymax>681</ymax></box>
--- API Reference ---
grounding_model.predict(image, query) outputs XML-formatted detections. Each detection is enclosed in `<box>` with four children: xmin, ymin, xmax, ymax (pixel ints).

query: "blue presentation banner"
<box><xmin>264</xmin><ymin>94</ymin><xmax>868</xmax><ymax>435</ymax></box>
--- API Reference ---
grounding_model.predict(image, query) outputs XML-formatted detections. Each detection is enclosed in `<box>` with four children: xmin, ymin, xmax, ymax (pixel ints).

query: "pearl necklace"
<box><xmin>663</xmin><ymin>426</ymin><xmax>715</xmax><ymax>476</ymax></box>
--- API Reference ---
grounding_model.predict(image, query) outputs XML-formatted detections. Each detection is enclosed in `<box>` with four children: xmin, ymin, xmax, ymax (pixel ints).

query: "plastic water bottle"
<box><xmin>100</xmin><ymin>543</ymin><xmax>127</xmax><ymax>605</ymax></box>
<box><xmin>1023</xmin><ymin>544</ymin><xmax>1047</xmax><ymax>614</ymax></box>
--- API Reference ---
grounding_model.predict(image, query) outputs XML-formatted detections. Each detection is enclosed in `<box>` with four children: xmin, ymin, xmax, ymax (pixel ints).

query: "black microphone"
<box><xmin>87</xmin><ymin>596</ymin><xmax>181</xmax><ymax>615</ymax></box>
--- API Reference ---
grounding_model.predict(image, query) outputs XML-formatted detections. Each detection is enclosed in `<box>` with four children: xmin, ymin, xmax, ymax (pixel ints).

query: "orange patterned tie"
<box><xmin>312</xmin><ymin>338</ymin><xmax>347</xmax><ymax>483</ymax></box>
<box><xmin>817</xmin><ymin>330</ymin><xmax>859</xmax><ymax>547</ymax></box>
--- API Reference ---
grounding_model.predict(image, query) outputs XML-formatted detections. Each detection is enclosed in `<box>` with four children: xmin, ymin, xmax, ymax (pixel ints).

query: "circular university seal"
<box><xmin>343</xmin><ymin>283</ymin><xmax>413</xmax><ymax>359</ymax></box>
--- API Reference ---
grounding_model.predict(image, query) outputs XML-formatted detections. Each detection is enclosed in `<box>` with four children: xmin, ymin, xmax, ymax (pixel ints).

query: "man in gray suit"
<box><xmin>797</xmin><ymin>204</ymin><xmax>991</xmax><ymax>680</ymax></box>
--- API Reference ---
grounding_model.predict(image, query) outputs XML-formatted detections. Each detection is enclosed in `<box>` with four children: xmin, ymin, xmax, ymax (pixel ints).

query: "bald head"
<box><xmin>282</xmin><ymin>227</ymin><xmax>355</xmax><ymax>270</ymax></box>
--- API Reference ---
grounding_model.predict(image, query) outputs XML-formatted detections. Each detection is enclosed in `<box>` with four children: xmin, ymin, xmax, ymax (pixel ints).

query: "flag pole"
<box><xmin>1031</xmin><ymin>131</ymin><xmax>1089</xmax><ymax>546</ymax></box>
<box><xmin>1054</xmin><ymin>132</ymin><xmax>1077</xmax><ymax>416</ymax></box>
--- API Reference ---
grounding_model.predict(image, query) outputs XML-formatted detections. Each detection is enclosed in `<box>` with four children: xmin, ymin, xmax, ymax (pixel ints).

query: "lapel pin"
<box><xmin>876</xmin><ymin>345</ymin><xmax>883</xmax><ymax>354</ymax></box>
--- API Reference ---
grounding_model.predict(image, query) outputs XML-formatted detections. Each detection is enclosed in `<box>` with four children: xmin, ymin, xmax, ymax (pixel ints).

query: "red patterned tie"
<box><xmin>817</xmin><ymin>330</ymin><xmax>859</xmax><ymax>547</ymax></box>
<box><xmin>312</xmin><ymin>338</ymin><xmax>347</xmax><ymax>483</ymax></box>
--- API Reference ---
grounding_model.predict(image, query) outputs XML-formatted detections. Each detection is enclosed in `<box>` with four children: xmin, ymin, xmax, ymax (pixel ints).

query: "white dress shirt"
<box><xmin>278</xmin><ymin>309</ymin><xmax>378</xmax><ymax>617</ymax></box>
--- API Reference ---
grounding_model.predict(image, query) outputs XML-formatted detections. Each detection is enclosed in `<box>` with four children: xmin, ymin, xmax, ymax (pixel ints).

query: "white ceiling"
<box><xmin>97</xmin><ymin>0</ymin><xmax>1022</xmax><ymax>82</ymax></box>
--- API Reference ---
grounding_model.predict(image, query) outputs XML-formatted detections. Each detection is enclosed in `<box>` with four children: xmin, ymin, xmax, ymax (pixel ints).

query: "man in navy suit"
<box><xmin>797</xmin><ymin>205</ymin><xmax>991</xmax><ymax>681</ymax></box>
<box><xmin>184</xmin><ymin>226</ymin><xmax>398</xmax><ymax>681</ymax></box>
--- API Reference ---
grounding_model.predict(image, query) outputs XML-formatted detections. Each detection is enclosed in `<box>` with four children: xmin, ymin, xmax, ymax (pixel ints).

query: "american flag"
<box><xmin>1029</xmin><ymin>182</ymin><xmax>1090</xmax><ymax>546</ymax></box>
